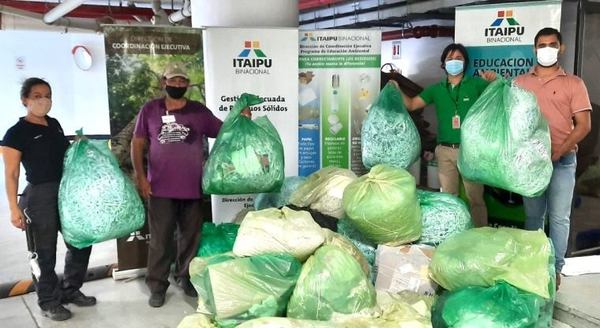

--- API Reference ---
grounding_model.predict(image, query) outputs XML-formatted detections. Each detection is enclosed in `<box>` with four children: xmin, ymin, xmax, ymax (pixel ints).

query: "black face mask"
<box><xmin>165</xmin><ymin>85</ymin><xmax>187</xmax><ymax>99</ymax></box>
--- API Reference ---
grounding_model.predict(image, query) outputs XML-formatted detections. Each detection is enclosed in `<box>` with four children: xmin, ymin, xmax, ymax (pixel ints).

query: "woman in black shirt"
<box><xmin>2</xmin><ymin>78</ymin><xmax>96</xmax><ymax>321</ymax></box>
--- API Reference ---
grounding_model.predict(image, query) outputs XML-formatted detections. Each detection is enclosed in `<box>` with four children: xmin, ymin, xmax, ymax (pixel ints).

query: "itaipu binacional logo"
<box><xmin>484</xmin><ymin>9</ymin><xmax>525</xmax><ymax>43</ymax></box>
<box><xmin>300</xmin><ymin>32</ymin><xmax>317</xmax><ymax>42</ymax></box>
<box><xmin>232</xmin><ymin>40</ymin><xmax>272</xmax><ymax>75</ymax></box>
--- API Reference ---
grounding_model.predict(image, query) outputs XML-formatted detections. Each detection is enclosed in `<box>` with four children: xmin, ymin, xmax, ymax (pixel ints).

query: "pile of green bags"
<box><xmin>429</xmin><ymin>227</ymin><xmax>552</xmax><ymax>298</ymax></box>
<box><xmin>287</xmin><ymin>245</ymin><xmax>376</xmax><ymax>320</ymax></box>
<box><xmin>417</xmin><ymin>190</ymin><xmax>473</xmax><ymax>246</ymax></box>
<box><xmin>197</xmin><ymin>223</ymin><xmax>239</xmax><ymax>257</ymax></box>
<box><xmin>239</xmin><ymin>291</ymin><xmax>434</xmax><ymax>328</ymax></box>
<box><xmin>458</xmin><ymin>79</ymin><xmax>552</xmax><ymax>197</ymax></box>
<box><xmin>233</xmin><ymin>207</ymin><xmax>325</xmax><ymax>261</ymax></box>
<box><xmin>290</xmin><ymin>167</ymin><xmax>357</xmax><ymax>219</ymax></box>
<box><xmin>342</xmin><ymin>164</ymin><xmax>421</xmax><ymax>245</ymax></box>
<box><xmin>362</xmin><ymin>82</ymin><xmax>421</xmax><ymax>170</ymax></box>
<box><xmin>254</xmin><ymin>176</ymin><xmax>307</xmax><ymax>210</ymax></box>
<box><xmin>59</xmin><ymin>136</ymin><xmax>144</xmax><ymax>249</ymax></box>
<box><xmin>203</xmin><ymin>93</ymin><xmax>284</xmax><ymax>195</ymax></box>
<box><xmin>190</xmin><ymin>253</ymin><xmax>301</xmax><ymax>327</ymax></box>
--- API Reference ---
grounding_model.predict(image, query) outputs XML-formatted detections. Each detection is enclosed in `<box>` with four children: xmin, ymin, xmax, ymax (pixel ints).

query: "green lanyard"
<box><xmin>446</xmin><ymin>81</ymin><xmax>462</xmax><ymax>116</ymax></box>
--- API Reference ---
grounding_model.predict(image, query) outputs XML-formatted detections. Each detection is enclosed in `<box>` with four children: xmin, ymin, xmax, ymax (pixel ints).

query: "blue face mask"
<box><xmin>445</xmin><ymin>59</ymin><xmax>464</xmax><ymax>76</ymax></box>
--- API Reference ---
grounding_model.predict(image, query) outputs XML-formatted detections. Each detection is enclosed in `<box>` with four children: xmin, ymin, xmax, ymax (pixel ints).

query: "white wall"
<box><xmin>1</xmin><ymin>13</ymin><xmax>91</xmax><ymax>32</ymax></box>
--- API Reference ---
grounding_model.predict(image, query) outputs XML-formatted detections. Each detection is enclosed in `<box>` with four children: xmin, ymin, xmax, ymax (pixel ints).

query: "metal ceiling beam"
<box><xmin>0</xmin><ymin>0</ymin><xmax>161</xmax><ymax>20</ymax></box>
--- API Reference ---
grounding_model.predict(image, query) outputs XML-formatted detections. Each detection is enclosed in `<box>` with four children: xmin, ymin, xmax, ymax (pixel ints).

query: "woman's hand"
<box><xmin>10</xmin><ymin>207</ymin><xmax>25</xmax><ymax>230</ymax></box>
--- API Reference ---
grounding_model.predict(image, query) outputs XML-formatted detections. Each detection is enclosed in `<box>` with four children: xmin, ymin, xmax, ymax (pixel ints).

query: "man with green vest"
<box><xmin>401</xmin><ymin>43</ymin><xmax>496</xmax><ymax>227</ymax></box>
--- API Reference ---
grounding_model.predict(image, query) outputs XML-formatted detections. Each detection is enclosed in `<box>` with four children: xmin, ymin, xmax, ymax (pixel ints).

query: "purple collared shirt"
<box><xmin>134</xmin><ymin>98</ymin><xmax>222</xmax><ymax>199</ymax></box>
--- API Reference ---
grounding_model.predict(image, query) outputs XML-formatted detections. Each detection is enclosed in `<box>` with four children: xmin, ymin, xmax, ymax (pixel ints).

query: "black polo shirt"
<box><xmin>2</xmin><ymin>117</ymin><xmax>69</xmax><ymax>184</ymax></box>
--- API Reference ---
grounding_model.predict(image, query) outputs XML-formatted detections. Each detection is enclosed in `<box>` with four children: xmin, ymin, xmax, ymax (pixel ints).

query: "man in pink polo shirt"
<box><xmin>514</xmin><ymin>27</ymin><xmax>592</xmax><ymax>287</ymax></box>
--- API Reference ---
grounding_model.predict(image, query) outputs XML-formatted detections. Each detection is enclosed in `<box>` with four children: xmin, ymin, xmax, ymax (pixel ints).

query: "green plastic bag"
<box><xmin>342</xmin><ymin>164</ymin><xmax>421</xmax><ymax>245</ymax></box>
<box><xmin>237</xmin><ymin>317</ymin><xmax>333</xmax><ymax>328</ymax></box>
<box><xmin>458</xmin><ymin>79</ymin><xmax>552</xmax><ymax>197</ymax></box>
<box><xmin>337</xmin><ymin>219</ymin><xmax>377</xmax><ymax>281</ymax></box>
<box><xmin>59</xmin><ymin>136</ymin><xmax>145</xmax><ymax>249</ymax></box>
<box><xmin>287</xmin><ymin>245</ymin><xmax>376</xmax><ymax>321</ymax></box>
<box><xmin>232</xmin><ymin>207</ymin><xmax>325</xmax><ymax>261</ymax></box>
<box><xmin>290</xmin><ymin>167</ymin><xmax>357</xmax><ymax>219</ymax></box>
<box><xmin>254</xmin><ymin>176</ymin><xmax>308</xmax><ymax>210</ymax></box>
<box><xmin>431</xmin><ymin>282</ymin><xmax>543</xmax><ymax>328</ymax></box>
<box><xmin>417</xmin><ymin>190</ymin><xmax>473</xmax><ymax>246</ymax></box>
<box><xmin>429</xmin><ymin>227</ymin><xmax>552</xmax><ymax>298</ymax></box>
<box><xmin>197</xmin><ymin>223</ymin><xmax>239</xmax><ymax>257</ymax></box>
<box><xmin>362</xmin><ymin>82</ymin><xmax>421</xmax><ymax>170</ymax></box>
<box><xmin>332</xmin><ymin>291</ymin><xmax>434</xmax><ymax>328</ymax></box>
<box><xmin>189</xmin><ymin>253</ymin><xmax>301</xmax><ymax>326</ymax></box>
<box><xmin>322</xmin><ymin>228</ymin><xmax>370</xmax><ymax>277</ymax></box>
<box><xmin>203</xmin><ymin>93</ymin><xmax>284</xmax><ymax>195</ymax></box>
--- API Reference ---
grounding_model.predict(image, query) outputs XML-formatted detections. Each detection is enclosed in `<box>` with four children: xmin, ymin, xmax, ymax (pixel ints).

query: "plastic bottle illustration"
<box><xmin>328</xmin><ymin>74</ymin><xmax>343</xmax><ymax>135</ymax></box>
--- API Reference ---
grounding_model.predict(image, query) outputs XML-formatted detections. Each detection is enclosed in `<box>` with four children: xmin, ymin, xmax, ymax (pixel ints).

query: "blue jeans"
<box><xmin>523</xmin><ymin>152</ymin><xmax>576</xmax><ymax>273</ymax></box>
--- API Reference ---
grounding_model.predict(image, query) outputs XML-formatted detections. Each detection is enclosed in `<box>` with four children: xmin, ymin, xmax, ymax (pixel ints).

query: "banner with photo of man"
<box><xmin>103</xmin><ymin>26</ymin><xmax>204</xmax><ymax>274</ymax></box>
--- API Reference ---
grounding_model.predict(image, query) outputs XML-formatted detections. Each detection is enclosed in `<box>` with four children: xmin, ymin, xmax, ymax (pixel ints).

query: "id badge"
<box><xmin>452</xmin><ymin>115</ymin><xmax>461</xmax><ymax>129</ymax></box>
<box><xmin>162</xmin><ymin>114</ymin><xmax>176</xmax><ymax>124</ymax></box>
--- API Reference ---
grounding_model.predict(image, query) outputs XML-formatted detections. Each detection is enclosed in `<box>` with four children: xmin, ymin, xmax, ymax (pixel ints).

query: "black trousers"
<box><xmin>19</xmin><ymin>182</ymin><xmax>92</xmax><ymax>310</ymax></box>
<box><xmin>146</xmin><ymin>196</ymin><xmax>203</xmax><ymax>293</ymax></box>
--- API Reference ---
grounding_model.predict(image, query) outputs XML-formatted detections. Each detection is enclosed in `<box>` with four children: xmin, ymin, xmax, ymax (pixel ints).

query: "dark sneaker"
<box><xmin>556</xmin><ymin>272</ymin><xmax>562</xmax><ymax>291</ymax></box>
<box><xmin>42</xmin><ymin>304</ymin><xmax>72</xmax><ymax>321</ymax></box>
<box><xmin>148</xmin><ymin>292</ymin><xmax>166</xmax><ymax>308</ymax></box>
<box><xmin>178</xmin><ymin>279</ymin><xmax>197</xmax><ymax>297</ymax></box>
<box><xmin>62</xmin><ymin>290</ymin><xmax>97</xmax><ymax>307</ymax></box>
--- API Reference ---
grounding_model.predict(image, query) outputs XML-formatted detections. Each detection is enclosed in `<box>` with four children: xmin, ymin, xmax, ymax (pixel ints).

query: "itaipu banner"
<box><xmin>203</xmin><ymin>27</ymin><xmax>299</xmax><ymax>223</ymax></box>
<box><xmin>298</xmin><ymin>30</ymin><xmax>381</xmax><ymax>176</ymax></box>
<box><xmin>455</xmin><ymin>0</ymin><xmax>561</xmax><ymax>78</ymax></box>
<box><xmin>103</xmin><ymin>26</ymin><xmax>204</xmax><ymax>271</ymax></box>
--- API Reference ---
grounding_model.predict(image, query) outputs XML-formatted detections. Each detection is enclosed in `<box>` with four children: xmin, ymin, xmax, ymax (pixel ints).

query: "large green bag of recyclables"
<box><xmin>203</xmin><ymin>93</ymin><xmax>284</xmax><ymax>194</ymax></box>
<box><xmin>290</xmin><ymin>167</ymin><xmax>357</xmax><ymax>219</ymax></box>
<box><xmin>362</xmin><ymin>82</ymin><xmax>421</xmax><ymax>170</ymax></box>
<box><xmin>189</xmin><ymin>253</ymin><xmax>301</xmax><ymax>327</ymax></box>
<box><xmin>287</xmin><ymin>245</ymin><xmax>376</xmax><ymax>321</ymax></box>
<box><xmin>417</xmin><ymin>190</ymin><xmax>473</xmax><ymax>246</ymax></box>
<box><xmin>197</xmin><ymin>223</ymin><xmax>239</xmax><ymax>257</ymax></box>
<box><xmin>59</xmin><ymin>137</ymin><xmax>144</xmax><ymax>249</ymax></box>
<box><xmin>254</xmin><ymin>176</ymin><xmax>307</xmax><ymax>210</ymax></box>
<box><xmin>337</xmin><ymin>218</ymin><xmax>377</xmax><ymax>280</ymax></box>
<box><xmin>429</xmin><ymin>227</ymin><xmax>552</xmax><ymax>299</ymax></box>
<box><xmin>432</xmin><ymin>282</ymin><xmax>543</xmax><ymax>328</ymax></box>
<box><xmin>458</xmin><ymin>79</ymin><xmax>552</xmax><ymax>197</ymax></box>
<box><xmin>342</xmin><ymin>164</ymin><xmax>421</xmax><ymax>245</ymax></box>
<box><xmin>233</xmin><ymin>207</ymin><xmax>325</xmax><ymax>262</ymax></box>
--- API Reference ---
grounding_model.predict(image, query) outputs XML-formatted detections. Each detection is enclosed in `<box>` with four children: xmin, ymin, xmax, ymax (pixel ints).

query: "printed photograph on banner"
<box><xmin>103</xmin><ymin>26</ymin><xmax>203</xmax><ymax>138</ymax></box>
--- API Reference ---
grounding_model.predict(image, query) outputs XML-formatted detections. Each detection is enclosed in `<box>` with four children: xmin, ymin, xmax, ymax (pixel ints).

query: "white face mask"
<box><xmin>536</xmin><ymin>47</ymin><xmax>559</xmax><ymax>67</ymax></box>
<box><xmin>27</xmin><ymin>98</ymin><xmax>52</xmax><ymax>117</ymax></box>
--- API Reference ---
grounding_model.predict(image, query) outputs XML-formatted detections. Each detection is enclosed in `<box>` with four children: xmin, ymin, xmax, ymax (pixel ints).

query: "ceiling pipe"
<box><xmin>43</xmin><ymin>0</ymin><xmax>86</xmax><ymax>24</ymax></box>
<box><xmin>382</xmin><ymin>25</ymin><xmax>454</xmax><ymax>41</ymax></box>
<box><xmin>168</xmin><ymin>0</ymin><xmax>190</xmax><ymax>24</ymax></box>
<box><xmin>1</xmin><ymin>3</ymin><xmax>98</xmax><ymax>30</ymax></box>
<box><xmin>150</xmin><ymin>0</ymin><xmax>169</xmax><ymax>25</ymax></box>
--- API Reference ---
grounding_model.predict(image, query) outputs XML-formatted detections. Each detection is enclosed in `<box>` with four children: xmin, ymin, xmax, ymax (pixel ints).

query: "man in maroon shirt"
<box><xmin>131</xmin><ymin>63</ymin><xmax>222</xmax><ymax>307</ymax></box>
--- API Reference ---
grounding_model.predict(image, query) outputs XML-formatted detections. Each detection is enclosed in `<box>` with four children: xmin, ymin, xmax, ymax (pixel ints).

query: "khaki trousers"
<box><xmin>435</xmin><ymin>145</ymin><xmax>488</xmax><ymax>227</ymax></box>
